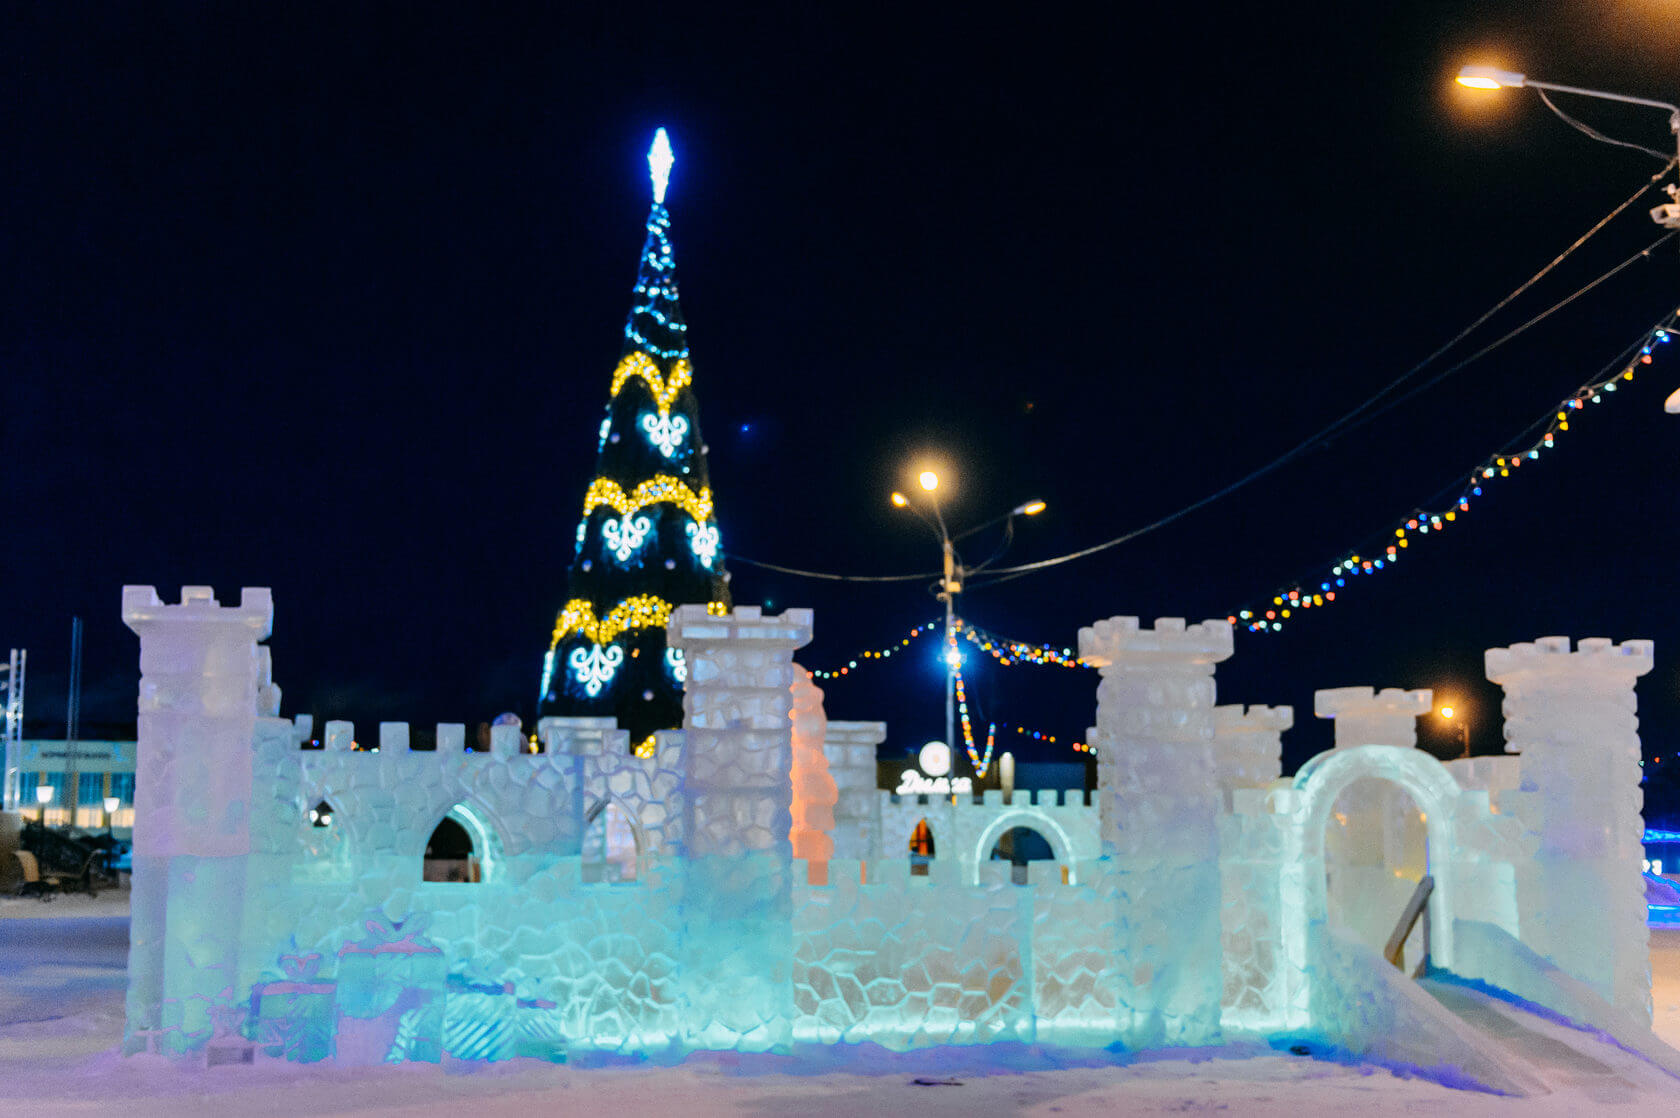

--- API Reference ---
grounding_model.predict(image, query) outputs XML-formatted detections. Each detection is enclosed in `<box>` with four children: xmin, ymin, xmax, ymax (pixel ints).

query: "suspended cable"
<box><xmin>733</xmin><ymin>168</ymin><xmax>1673</xmax><ymax>589</ymax></box>
<box><xmin>969</xmin><ymin>227</ymin><xmax>1678</xmax><ymax>584</ymax></box>
<box><xmin>1537</xmin><ymin>89</ymin><xmax>1676</xmax><ymax>163</ymax></box>
<box><xmin>725</xmin><ymin>553</ymin><xmax>937</xmax><ymax>582</ymax></box>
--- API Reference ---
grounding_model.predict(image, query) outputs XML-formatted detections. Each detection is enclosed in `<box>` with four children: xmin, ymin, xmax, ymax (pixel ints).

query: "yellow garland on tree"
<box><xmin>548</xmin><ymin>594</ymin><xmax>730</xmax><ymax>649</ymax></box>
<box><xmin>583</xmin><ymin>475</ymin><xmax>713</xmax><ymax>523</ymax></box>
<box><xmin>610</xmin><ymin>351</ymin><xmax>692</xmax><ymax>416</ymax></box>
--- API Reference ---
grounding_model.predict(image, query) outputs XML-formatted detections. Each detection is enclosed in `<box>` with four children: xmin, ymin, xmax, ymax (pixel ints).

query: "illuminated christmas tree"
<box><xmin>538</xmin><ymin>129</ymin><xmax>731</xmax><ymax>749</ymax></box>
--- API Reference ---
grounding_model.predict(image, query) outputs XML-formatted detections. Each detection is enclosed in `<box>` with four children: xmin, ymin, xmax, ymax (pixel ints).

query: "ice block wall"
<box><xmin>122</xmin><ymin>585</ymin><xmax>274</xmax><ymax>1056</ymax></box>
<box><xmin>668</xmin><ymin>604</ymin><xmax>811</xmax><ymax>1052</ymax></box>
<box><xmin>822</xmin><ymin>721</ymin><xmax>885</xmax><ymax>860</ymax></box>
<box><xmin>1080</xmin><ymin>615</ymin><xmax>1232</xmax><ymax>1046</ymax></box>
<box><xmin>1486</xmin><ymin>635</ymin><xmax>1654</xmax><ymax>1021</ymax></box>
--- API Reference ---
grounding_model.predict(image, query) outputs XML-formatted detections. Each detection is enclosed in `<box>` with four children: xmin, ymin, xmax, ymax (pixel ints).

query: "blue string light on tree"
<box><xmin>569</xmin><ymin>644</ymin><xmax>624</xmax><ymax>698</ymax></box>
<box><xmin>602</xmin><ymin>515</ymin><xmax>653</xmax><ymax>563</ymax></box>
<box><xmin>686</xmin><ymin>521</ymin><xmax>719</xmax><ymax>568</ymax></box>
<box><xmin>641</xmin><ymin>412</ymin><xmax>689</xmax><ymax>457</ymax></box>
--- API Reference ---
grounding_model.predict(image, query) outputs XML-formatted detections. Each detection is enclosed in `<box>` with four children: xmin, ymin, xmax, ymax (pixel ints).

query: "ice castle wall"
<box><xmin>119</xmin><ymin>586</ymin><xmax>1658</xmax><ymax>1061</ymax></box>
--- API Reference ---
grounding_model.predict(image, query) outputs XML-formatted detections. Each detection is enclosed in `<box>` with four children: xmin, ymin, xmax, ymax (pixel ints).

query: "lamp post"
<box><xmin>104</xmin><ymin>795</ymin><xmax>120</xmax><ymax>835</ymax></box>
<box><xmin>1455</xmin><ymin>65</ymin><xmax>1680</xmax><ymax>224</ymax></box>
<box><xmin>1456</xmin><ymin>65</ymin><xmax>1680</xmax><ymax>412</ymax></box>
<box><xmin>34</xmin><ymin>783</ymin><xmax>53</xmax><ymax>827</ymax></box>
<box><xmin>1439</xmin><ymin>705</ymin><xmax>1470</xmax><ymax>760</ymax></box>
<box><xmin>892</xmin><ymin>470</ymin><xmax>1044</xmax><ymax>765</ymax></box>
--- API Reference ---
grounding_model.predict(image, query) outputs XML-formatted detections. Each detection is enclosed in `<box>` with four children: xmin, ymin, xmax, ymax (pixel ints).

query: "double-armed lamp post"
<box><xmin>893</xmin><ymin>470</ymin><xmax>1044</xmax><ymax>765</ymax></box>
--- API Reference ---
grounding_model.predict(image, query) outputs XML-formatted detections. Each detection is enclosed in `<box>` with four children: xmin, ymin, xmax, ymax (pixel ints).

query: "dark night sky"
<box><xmin>6</xmin><ymin>4</ymin><xmax>1680</xmax><ymax>791</ymax></box>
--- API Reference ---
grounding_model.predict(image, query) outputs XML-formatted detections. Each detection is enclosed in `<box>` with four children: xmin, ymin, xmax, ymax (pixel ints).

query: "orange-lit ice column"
<box><xmin>1486</xmin><ymin>636</ymin><xmax>1654</xmax><ymax>1021</ymax></box>
<box><xmin>121</xmin><ymin>585</ymin><xmax>273</xmax><ymax>1057</ymax></box>
<box><xmin>788</xmin><ymin>668</ymin><xmax>835</xmax><ymax>881</ymax></box>
<box><xmin>1079</xmin><ymin>616</ymin><xmax>1232</xmax><ymax>1046</ymax></box>
<box><xmin>668</xmin><ymin>604</ymin><xmax>812</xmax><ymax>1052</ymax></box>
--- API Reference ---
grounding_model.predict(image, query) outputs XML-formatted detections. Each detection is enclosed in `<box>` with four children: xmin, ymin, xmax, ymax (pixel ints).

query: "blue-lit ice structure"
<box><xmin>120</xmin><ymin>588</ymin><xmax>1660</xmax><ymax>1070</ymax></box>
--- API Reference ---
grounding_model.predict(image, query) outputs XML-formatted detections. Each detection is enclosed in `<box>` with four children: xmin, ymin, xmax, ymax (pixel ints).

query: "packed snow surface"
<box><xmin>8</xmin><ymin>893</ymin><xmax>1680</xmax><ymax>1115</ymax></box>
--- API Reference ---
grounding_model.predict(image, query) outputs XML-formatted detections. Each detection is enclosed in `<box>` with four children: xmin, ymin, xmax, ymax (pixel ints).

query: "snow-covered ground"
<box><xmin>6</xmin><ymin>890</ymin><xmax>1680</xmax><ymax>1115</ymax></box>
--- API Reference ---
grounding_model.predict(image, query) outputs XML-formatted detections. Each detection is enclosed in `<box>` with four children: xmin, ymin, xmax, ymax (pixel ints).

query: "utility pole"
<box><xmin>941</xmin><ymin>537</ymin><xmax>959</xmax><ymax>760</ymax></box>
<box><xmin>65</xmin><ymin>617</ymin><xmax>82</xmax><ymax>830</ymax></box>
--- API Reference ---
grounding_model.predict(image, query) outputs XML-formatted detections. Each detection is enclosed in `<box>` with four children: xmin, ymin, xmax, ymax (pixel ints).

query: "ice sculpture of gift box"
<box><xmin>249</xmin><ymin>952</ymin><xmax>336</xmax><ymax>1062</ymax></box>
<box><xmin>333</xmin><ymin>913</ymin><xmax>446</xmax><ymax>1065</ymax></box>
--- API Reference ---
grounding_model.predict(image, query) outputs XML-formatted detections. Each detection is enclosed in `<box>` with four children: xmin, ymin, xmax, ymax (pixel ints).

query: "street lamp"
<box><xmin>1457</xmin><ymin>64</ymin><xmax>1680</xmax><ymax>409</ymax></box>
<box><xmin>1439</xmin><ymin>705</ymin><xmax>1470</xmax><ymax>760</ymax></box>
<box><xmin>1455</xmin><ymin>64</ymin><xmax>1680</xmax><ymax>228</ymax></box>
<box><xmin>35</xmin><ymin>783</ymin><xmax>53</xmax><ymax>826</ymax></box>
<box><xmin>104</xmin><ymin>795</ymin><xmax>120</xmax><ymax>834</ymax></box>
<box><xmin>892</xmin><ymin>468</ymin><xmax>1045</xmax><ymax>767</ymax></box>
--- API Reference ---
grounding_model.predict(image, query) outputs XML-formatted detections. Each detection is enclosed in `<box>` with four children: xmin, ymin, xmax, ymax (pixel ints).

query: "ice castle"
<box><xmin>120</xmin><ymin>585</ymin><xmax>1660</xmax><ymax>1076</ymax></box>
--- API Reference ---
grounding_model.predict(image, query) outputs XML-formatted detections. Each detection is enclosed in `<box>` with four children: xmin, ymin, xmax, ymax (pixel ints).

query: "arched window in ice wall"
<box><xmin>423</xmin><ymin>809</ymin><xmax>486</xmax><ymax>884</ymax></box>
<box><xmin>582</xmin><ymin>799</ymin><xmax>642</xmax><ymax>884</ymax></box>
<box><xmin>989</xmin><ymin>824</ymin><xmax>1058</xmax><ymax>885</ymax></box>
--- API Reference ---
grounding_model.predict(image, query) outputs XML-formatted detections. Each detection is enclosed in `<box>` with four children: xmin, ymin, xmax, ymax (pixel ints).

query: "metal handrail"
<box><xmin>1383</xmin><ymin>874</ymin><xmax>1435</xmax><ymax>973</ymax></box>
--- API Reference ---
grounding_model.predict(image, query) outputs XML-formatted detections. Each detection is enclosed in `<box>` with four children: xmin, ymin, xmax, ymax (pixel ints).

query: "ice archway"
<box><xmin>1287</xmin><ymin>744</ymin><xmax>1464</xmax><ymax>973</ymax></box>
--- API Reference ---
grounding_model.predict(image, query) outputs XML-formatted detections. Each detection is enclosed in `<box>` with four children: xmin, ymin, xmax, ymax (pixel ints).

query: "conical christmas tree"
<box><xmin>539</xmin><ymin>129</ymin><xmax>731</xmax><ymax>749</ymax></box>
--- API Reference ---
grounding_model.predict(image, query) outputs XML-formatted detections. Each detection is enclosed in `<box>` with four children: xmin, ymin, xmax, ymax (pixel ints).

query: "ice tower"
<box><xmin>121</xmin><ymin>586</ymin><xmax>273</xmax><ymax>1056</ymax></box>
<box><xmin>539</xmin><ymin>128</ymin><xmax>730</xmax><ymax>747</ymax></box>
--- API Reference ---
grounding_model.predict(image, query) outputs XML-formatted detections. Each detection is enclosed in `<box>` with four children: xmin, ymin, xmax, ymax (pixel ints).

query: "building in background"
<box><xmin>2</xmin><ymin>738</ymin><xmax>136</xmax><ymax>834</ymax></box>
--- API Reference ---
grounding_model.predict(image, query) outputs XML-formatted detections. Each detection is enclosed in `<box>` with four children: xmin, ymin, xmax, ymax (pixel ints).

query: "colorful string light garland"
<box><xmin>806</xmin><ymin>620</ymin><xmax>943</xmax><ymax>680</ymax></box>
<box><xmin>951</xmin><ymin>661</ymin><xmax>994</xmax><ymax>778</ymax></box>
<box><xmin>1229</xmin><ymin>314</ymin><xmax>1679</xmax><ymax>634</ymax></box>
<box><xmin>958</xmin><ymin>622</ymin><xmax>1087</xmax><ymax>669</ymax></box>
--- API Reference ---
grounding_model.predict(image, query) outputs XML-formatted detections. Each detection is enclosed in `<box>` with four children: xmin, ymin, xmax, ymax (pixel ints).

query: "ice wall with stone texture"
<box><xmin>1487</xmin><ymin>635</ymin><xmax>1654</xmax><ymax>1022</ymax></box>
<box><xmin>1080</xmin><ymin>615</ymin><xmax>1232</xmax><ymax>1046</ymax></box>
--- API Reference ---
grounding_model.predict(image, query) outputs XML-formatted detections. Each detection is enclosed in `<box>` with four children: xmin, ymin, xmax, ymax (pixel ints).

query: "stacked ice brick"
<box><xmin>1487</xmin><ymin>636</ymin><xmax>1654</xmax><ymax>1021</ymax></box>
<box><xmin>1079</xmin><ymin>616</ymin><xmax>1232</xmax><ymax>1046</ymax></box>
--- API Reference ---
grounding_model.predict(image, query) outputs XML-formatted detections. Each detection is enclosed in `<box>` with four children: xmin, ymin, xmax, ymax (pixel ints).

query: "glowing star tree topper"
<box><xmin>648</xmin><ymin>127</ymin><xmax>674</xmax><ymax>205</ymax></box>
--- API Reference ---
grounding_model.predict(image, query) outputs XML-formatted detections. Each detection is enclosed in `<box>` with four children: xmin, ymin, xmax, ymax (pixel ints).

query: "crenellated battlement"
<box><xmin>122</xmin><ymin>584</ymin><xmax>275</xmax><ymax>634</ymax></box>
<box><xmin>1214</xmin><ymin>704</ymin><xmax>1293</xmax><ymax>736</ymax></box>
<box><xmin>1314</xmin><ymin>686</ymin><xmax>1432</xmax><ymax>749</ymax></box>
<box><xmin>1486</xmin><ymin>635</ymin><xmax>1655</xmax><ymax>683</ymax></box>
<box><xmin>1077</xmin><ymin>615</ymin><xmax>1233</xmax><ymax>668</ymax></box>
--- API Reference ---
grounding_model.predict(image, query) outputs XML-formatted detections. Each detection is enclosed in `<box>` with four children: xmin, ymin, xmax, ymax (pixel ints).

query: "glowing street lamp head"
<box><xmin>1017</xmin><ymin>499</ymin><xmax>1047</xmax><ymax>516</ymax></box>
<box><xmin>1456</xmin><ymin>65</ymin><xmax>1526</xmax><ymax>90</ymax></box>
<box><xmin>918</xmin><ymin>471</ymin><xmax>939</xmax><ymax>492</ymax></box>
<box><xmin>648</xmin><ymin>127</ymin><xmax>674</xmax><ymax>205</ymax></box>
<box><xmin>1439</xmin><ymin>705</ymin><xmax>1456</xmax><ymax>720</ymax></box>
<box><xmin>35</xmin><ymin>785</ymin><xmax>53</xmax><ymax>804</ymax></box>
<box><xmin>891</xmin><ymin>491</ymin><xmax>908</xmax><ymax>508</ymax></box>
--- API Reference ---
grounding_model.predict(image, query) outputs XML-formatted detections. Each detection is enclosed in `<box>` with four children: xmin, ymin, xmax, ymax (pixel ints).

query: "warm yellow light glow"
<box><xmin>1020</xmin><ymin>500</ymin><xmax>1047</xmax><ymax>516</ymax></box>
<box><xmin>891</xmin><ymin>492</ymin><xmax>908</xmax><ymax>508</ymax></box>
<box><xmin>583</xmin><ymin>474</ymin><xmax>713</xmax><ymax>523</ymax></box>
<box><xmin>1456</xmin><ymin>65</ymin><xmax>1526</xmax><ymax>90</ymax></box>
<box><xmin>918</xmin><ymin>471</ymin><xmax>939</xmax><ymax>492</ymax></box>
<box><xmin>547</xmin><ymin>594</ymin><xmax>731</xmax><ymax>652</ymax></box>
<box><xmin>1440</xmin><ymin>705</ymin><xmax>1456</xmax><ymax>720</ymax></box>
<box><xmin>609</xmin><ymin>352</ymin><xmax>693</xmax><ymax>416</ymax></box>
